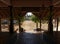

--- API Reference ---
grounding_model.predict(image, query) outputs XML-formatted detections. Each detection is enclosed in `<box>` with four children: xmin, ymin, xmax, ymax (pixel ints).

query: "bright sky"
<box><xmin>26</xmin><ymin>12</ymin><xmax>33</xmax><ymax>16</ymax></box>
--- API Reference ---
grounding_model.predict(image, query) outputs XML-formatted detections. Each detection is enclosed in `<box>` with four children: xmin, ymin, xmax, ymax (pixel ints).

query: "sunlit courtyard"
<box><xmin>1</xmin><ymin>12</ymin><xmax>60</xmax><ymax>33</ymax></box>
<box><xmin>1</xmin><ymin>20</ymin><xmax>60</xmax><ymax>33</ymax></box>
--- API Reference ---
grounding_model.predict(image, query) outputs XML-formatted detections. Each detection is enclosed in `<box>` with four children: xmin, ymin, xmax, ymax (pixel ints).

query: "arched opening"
<box><xmin>21</xmin><ymin>12</ymin><xmax>37</xmax><ymax>33</ymax></box>
<box><xmin>0</xmin><ymin>11</ymin><xmax>49</xmax><ymax>33</ymax></box>
<box><xmin>17</xmin><ymin>12</ymin><xmax>48</xmax><ymax>33</ymax></box>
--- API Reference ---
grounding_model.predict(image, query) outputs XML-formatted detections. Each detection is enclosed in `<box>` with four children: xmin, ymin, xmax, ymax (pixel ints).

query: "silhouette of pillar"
<box><xmin>48</xmin><ymin>6</ymin><xmax>53</xmax><ymax>33</ymax></box>
<box><xmin>40</xmin><ymin>17</ymin><xmax>41</xmax><ymax>31</ymax></box>
<box><xmin>9</xmin><ymin>6</ymin><xmax>14</xmax><ymax>33</ymax></box>
<box><xmin>39</xmin><ymin>8</ymin><xmax>41</xmax><ymax>31</ymax></box>
<box><xmin>56</xmin><ymin>18</ymin><xmax>59</xmax><ymax>31</ymax></box>
<box><xmin>18</xmin><ymin>15</ymin><xmax>21</xmax><ymax>32</ymax></box>
<box><xmin>18</xmin><ymin>13</ymin><xmax>22</xmax><ymax>32</ymax></box>
<box><xmin>0</xmin><ymin>17</ymin><xmax>1</xmax><ymax>32</ymax></box>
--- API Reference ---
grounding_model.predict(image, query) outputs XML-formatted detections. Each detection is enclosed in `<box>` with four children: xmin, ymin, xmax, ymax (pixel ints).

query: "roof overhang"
<box><xmin>0</xmin><ymin>0</ymin><xmax>60</xmax><ymax>19</ymax></box>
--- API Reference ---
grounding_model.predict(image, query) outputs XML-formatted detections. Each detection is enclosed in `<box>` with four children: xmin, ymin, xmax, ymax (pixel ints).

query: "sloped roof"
<box><xmin>0</xmin><ymin>0</ymin><xmax>60</xmax><ymax>19</ymax></box>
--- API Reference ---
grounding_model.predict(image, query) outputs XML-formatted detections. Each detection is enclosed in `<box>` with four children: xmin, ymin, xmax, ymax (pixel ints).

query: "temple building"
<box><xmin>0</xmin><ymin>0</ymin><xmax>60</xmax><ymax>44</ymax></box>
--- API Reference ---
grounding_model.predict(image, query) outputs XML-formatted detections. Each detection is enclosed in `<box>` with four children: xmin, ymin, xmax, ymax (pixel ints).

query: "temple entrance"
<box><xmin>21</xmin><ymin>12</ymin><xmax>37</xmax><ymax>33</ymax></box>
<box><xmin>13</xmin><ymin>12</ymin><xmax>49</xmax><ymax>33</ymax></box>
<box><xmin>0</xmin><ymin>7</ymin><xmax>60</xmax><ymax>33</ymax></box>
<box><xmin>14</xmin><ymin>12</ymin><xmax>41</xmax><ymax>33</ymax></box>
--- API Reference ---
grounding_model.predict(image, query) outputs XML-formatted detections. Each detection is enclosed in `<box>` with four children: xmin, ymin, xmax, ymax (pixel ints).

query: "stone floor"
<box><xmin>6</xmin><ymin>32</ymin><xmax>56</xmax><ymax>44</ymax></box>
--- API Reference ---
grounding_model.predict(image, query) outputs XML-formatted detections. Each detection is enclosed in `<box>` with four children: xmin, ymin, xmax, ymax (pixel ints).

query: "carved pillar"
<box><xmin>17</xmin><ymin>8</ymin><xmax>23</xmax><ymax>32</ymax></box>
<box><xmin>40</xmin><ymin>16</ymin><xmax>41</xmax><ymax>31</ymax></box>
<box><xmin>39</xmin><ymin>8</ymin><xmax>41</xmax><ymax>31</ymax></box>
<box><xmin>0</xmin><ymin>17</ymin><xmax>1</xmax><ymax>32</ymax></box>
<box><xmin>56</xmin><ymin>17</ymin><xmax>59</xmax><ymax>31</ymax></box>
<box><xmin>48</xmin><ymin>6</ymin><xmax>53</xmax><ymax>33</ymax></box>
<box><xmin>18</xmin><ymin>14</ymin><xmax>21</xmax><ymax>32</ymax></box>
<box><xmin>9</xmin><ymin>6</ymin><xmax>14</xmax><ymax>34</ymax></box>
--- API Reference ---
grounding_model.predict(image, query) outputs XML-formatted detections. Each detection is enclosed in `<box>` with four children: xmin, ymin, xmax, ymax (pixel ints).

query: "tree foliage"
<box><xmin>30</xmin><ymin>15</ymin><xmax>40</xmax><ymax>23</ymax></box>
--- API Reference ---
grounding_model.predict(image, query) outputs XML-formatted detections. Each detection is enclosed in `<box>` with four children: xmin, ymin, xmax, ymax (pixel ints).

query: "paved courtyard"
<box><xmin>1</xmin><ymin>20</ymin><xmax>60</xmax><ymax>33</ymax></box>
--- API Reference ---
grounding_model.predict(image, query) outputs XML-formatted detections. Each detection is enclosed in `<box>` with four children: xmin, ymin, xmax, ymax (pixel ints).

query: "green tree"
<box><xmin>30</xmin><ymin>15</ymin><xmax>40</xmax><ymax>29</ymax></box>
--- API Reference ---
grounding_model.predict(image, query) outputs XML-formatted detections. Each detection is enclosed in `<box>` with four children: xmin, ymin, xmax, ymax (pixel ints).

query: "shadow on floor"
<box><xmin>6</xmin><ymin>32</ymin><xmax>56</xmax><ymax>44</ymax></box>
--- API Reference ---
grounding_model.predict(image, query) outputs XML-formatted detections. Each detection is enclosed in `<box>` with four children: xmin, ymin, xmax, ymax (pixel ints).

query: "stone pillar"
<box><xmin>18</xmin><ymin>14</ymin><xmax>21</xmax><ymax>32</ymax></box>
<box><xmin>9</xmin><ymin>6</ymin><xmax>14</xmax><ymax>34</ymax></box>
<box><xmin>18</xmin><ymin>14</ymin><xmax>23</xmax><ymax>32</ymax></box>
<box><xmin>0</xmin><ymin>17</ymin><xmax>1</xmax><ymax>32</ymax></box>
<box><xmin>40</xmin><ymin>18</ymin><xmax>41</xmax><ymax>31</ymax></box>
<box><xmin>39</xmin><ymin>8</ymin><xmax>41</xmax><ymax>31</ymax></box>
<box><xmin>56</xmin><ymin>18</ymin><xmax>59</xmax><ymax>31</ymax></box>
<box><xmin>48</xmin><ymin>6</ymin><xmax>53</xmax><ymax>33</ymax></box>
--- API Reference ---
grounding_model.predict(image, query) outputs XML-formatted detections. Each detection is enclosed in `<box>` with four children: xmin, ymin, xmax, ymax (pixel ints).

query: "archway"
<box><xmin>16</xmin><ymin>11</ymin><xmax>49</xmax><ymax>33</ymax></box>
<box><xmin>0</xmin><ymin>7</ymin><xmax>58</xmax><ymax>33</ymax></box>
<box><xmin>21</xmin><ymin>12</ymin><xmax>37</xmax><ymax>33</ymax></box>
